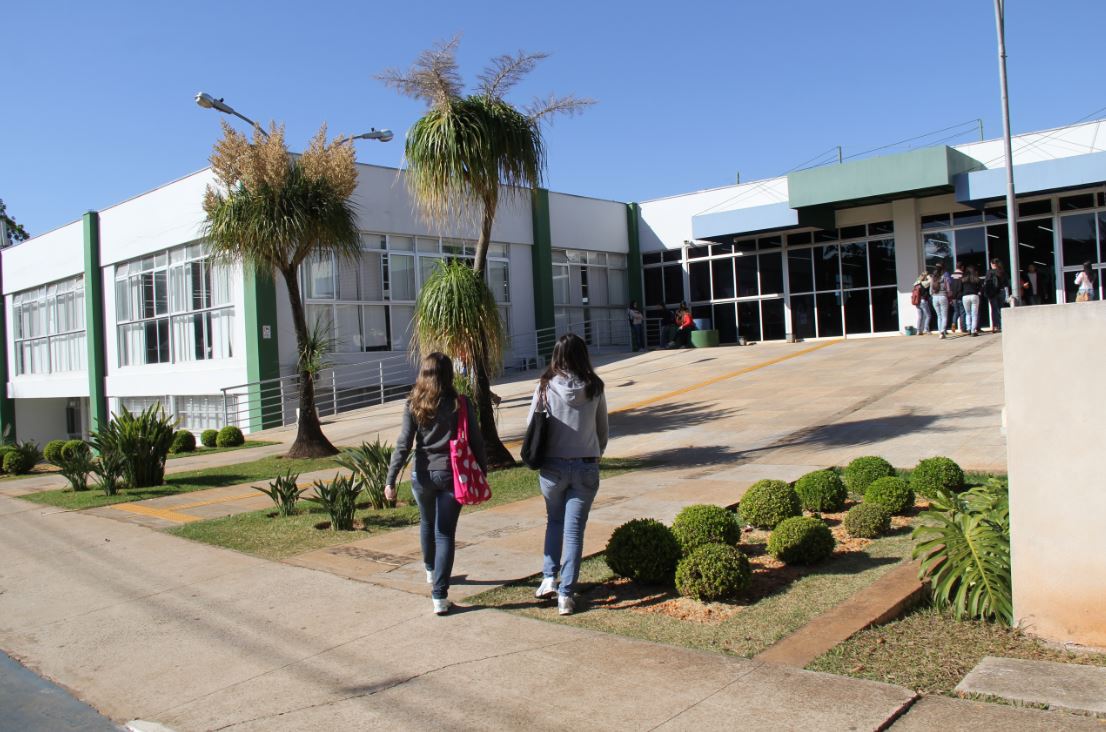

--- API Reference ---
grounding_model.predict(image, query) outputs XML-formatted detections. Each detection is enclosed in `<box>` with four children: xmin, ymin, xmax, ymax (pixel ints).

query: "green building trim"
<box><xmin>243</xmin><ymin>265</ymin><xmax>282</xmax><ymax>431</ymax></box>
<box><xmin>626</xmin><ymin>202</ymin><xmax>643</xmax><ymax>306</ymax></box>
<box><xmin>83</xmin><ymin>211</ymin><xmax>108</xmax><ymax>432</ymax></box>
<box><xmin>530</xmin><ymin>188</ymin><xmax>555</xmax><ymax>337</ymax></box>
<box><xmin>0</xmin><ymin>253</ymin><xmax>14</xmax><ymax>441</ymax></box>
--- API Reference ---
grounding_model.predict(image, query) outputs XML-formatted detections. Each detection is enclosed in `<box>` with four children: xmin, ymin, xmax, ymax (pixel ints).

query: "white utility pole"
<box><xmin>994</xmin><ymin>0</ymin><xmax>1020</xmax><ymax>300</ymax></box>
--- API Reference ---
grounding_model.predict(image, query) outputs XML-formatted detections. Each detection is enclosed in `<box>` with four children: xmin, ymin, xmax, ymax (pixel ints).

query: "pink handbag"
<box><xmin>450</xmin><ymin>395</ymin><xmax>491</xmax><ymax>505</ymax></box>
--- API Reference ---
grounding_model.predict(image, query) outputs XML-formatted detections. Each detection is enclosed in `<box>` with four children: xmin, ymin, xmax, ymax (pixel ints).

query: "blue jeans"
<box><xmin>953</xmin><ymin>300</ymin><xmax>966</xmax><ymax>331</ymax></box>
<box><xmin>631</xmin><ymin>322</ymin><xmax>645</xmax><ymax>352</ymax></box>
<box><xmin>539</xmin><ymin>458</ymin><xmax>600</xmax><ymax>597</ymax></box>
<box><xmin>963</xmin><ymin>294</ymin><xmax>981</xmax><ymax>333</ymax></box>
<box><xmin>931</xmin><ymin>294</ymin><xmax>949</xmax><ymax>334</ymax></box>
<box><xmin>411</xmin><ymin>469</ymin><xmax>462</xmax><ymax>600</ymax></box>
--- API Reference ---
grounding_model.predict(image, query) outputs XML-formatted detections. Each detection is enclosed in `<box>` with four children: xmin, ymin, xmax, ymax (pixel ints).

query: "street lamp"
<box><xmin>194</xmin><ymin>92</ymin><xmax>393</xmax><ymax>146</ymax></box>
<box><xmin>993</xmin><ymin>1</ymin><xmax>1020</xmax><ymax>299</ymax></box>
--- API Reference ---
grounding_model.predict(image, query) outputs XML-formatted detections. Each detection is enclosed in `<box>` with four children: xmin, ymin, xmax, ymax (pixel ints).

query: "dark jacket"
<box><xmin>961</xmin><ymin>276</ymin><xmax>983</xmax><ymax>297</ymax></box>
<box><xmin>386</xmin><ymin>394</ymin><xmax>487</xmax><ymax>486</ymax></box>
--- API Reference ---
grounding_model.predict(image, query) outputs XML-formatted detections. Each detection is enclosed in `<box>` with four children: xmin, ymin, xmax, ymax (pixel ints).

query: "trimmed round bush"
<box><xmin>61</xmin><ymin>439</ymin><xmax>90</xmax><ymax>459</ymax></box>
<box><xmin>606</xmin><ymin>518</ymin><xmax>682</xmax><ymax>585</ymax></box>
<box><xmin>170</xmin><ymin>430</ymin><xmax>197</xmax><ymax>454</ymax></box>
<box><xmin>0</xmin><ymin>445</ymin><xmax>14</xmax><ymax>473</ymax></box>
<box><xmin>215</xmin><ymin>426</ymin><xmax>244</xmax><ymax>448</ymax></box>
<box><xmin>675</xmin><ymin>543</ymin><xmax>751</xmax><ymax>602</ymax></box>
<box><xmin>843</xmin><ymin>456</ymin><xmax>896</xmax><ymax>494</ymax></box>
<box><xmin>844</xmin><ymin>503</ymin><xmax>892</xmax><ymax>539</ymax></box>
<box><xmin>793</xmin><ymin>470</ymin><xmax>848</xmax><ymax>513</ymax></box>
<box><xmin>200</xmin><ymin>429</ymin><xmax>219</xmax><ymax>448</ymax></box>
<box><xmin>738</xmin><ymin>479</ymin><xmax>801</xmax><ymax>529</ymax></box>
<box><xmin>910</xmin><ymin>456</ymin><xmax>965</xmax><ymax>498</ymax></box>
<box><xmin>864</xmin><ymin>476</ymin><xmax>915</xmax><ymax>515</ymax></box>
<box><xmin>3</xmin><ymin>450</ymin><xmax>33</xmax><ymax>475</ymax></box>
<box><xmin>672</xmin><ymin>504</ymin><xmax>741</xmax><ymax>554</ymax></box>
<box><xmin>43</xmin><ymin>440</ymin><xmax>67</xmax><ymax>465</ymax></box>
<box><xmin>767</xmin><ymin>516</ymin><xmax>836</xmax><ymax>564</ymax></box>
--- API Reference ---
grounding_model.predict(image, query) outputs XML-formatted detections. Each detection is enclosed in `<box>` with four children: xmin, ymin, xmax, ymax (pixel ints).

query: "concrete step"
<box><xmin>955</xmin><ymin>656</ymin><xmax>1106</xmax><ymax>717</ymax></box>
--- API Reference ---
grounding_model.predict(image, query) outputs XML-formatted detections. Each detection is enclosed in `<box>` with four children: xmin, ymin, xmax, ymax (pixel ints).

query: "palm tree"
<box><xmin>202</xmin><ymin>123</ymin><xmax>359</xmax><ymax>458</ymax></box>
<box><xmin>380</xmin><ymin>37</ymin><xmax>592</xmax><ymax>465</ymax></box>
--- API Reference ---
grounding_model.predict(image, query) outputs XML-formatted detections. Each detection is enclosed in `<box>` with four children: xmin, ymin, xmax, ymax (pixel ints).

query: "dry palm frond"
<box><xmin>300</xmin><ymin>124</ymin><xmax>358</xmax><ymax>200</ymax></box>
<box><xmin>526</xmin><ymin>93</ymin><xmax>597</xmax><ymax>126</ymax></box>
<box><xmin>477</xmin><ymin>50</ymin><xmax>549</xmax><ymax>99</ymax></box>
<box><xmin>377</xmin><ymin>35</ymin><xmax>463</xmax><ymax>107</ymax></box>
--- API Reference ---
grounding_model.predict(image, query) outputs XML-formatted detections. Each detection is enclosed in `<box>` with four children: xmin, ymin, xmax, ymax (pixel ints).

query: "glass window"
<box><xmin>839</xmin><ymin>225</ymin><xmax>866</xmax><ymax>240</ymax></box>
<box><xmin>711</xmin><ymin>243</ymin><xmax>734</xmax><ymax>255</ymax></box>
<box><xmin>607</xmin><ymin>268</ymin><xmax>627</xmax><ymax>305</ymax></box>
<box><xmin>711</xmin><ymin>258</ymin><xmax>735</xmax><ymax>299</ymax></box>
<box><xmin>1060</xmin><ymin>193</ymin><xmax>1095</xmax><ymax>211</ymax></box>
<box><xmin>389</xmin><ymin>254</ymin><xmax>416</xmax><ymax>300</ymax></box>
<box><xmin>814</xmin><ymin>245</ymin><xmax>840</xmax><ymax>291</ymax></box>
<box><xmin>389</xmin><ymin>235</ymin><xmax>414</xmax><ymax>251</ymax></box>
<box><xmin>871</xmin><ymin>288</ymin><xmax>899</xmax><ymax>333</ymax></box>
<box><xmin>924</xmin><ymin>232</ymin><xmax>953</xmax><ymax>271</ymax></box>
<box><xmin>644</xmin><ymin>267</ymin><xmax>663</xmax><ymax>307</ymax></box>
<box><xmin>735</xmin><ymin>254</ymin><xmax>758</xmax><ymax>297</ymax></box>
<box><xmin>790</xmin><ymin>294</ymin><xmax>816</xmax><ymax>339</ymax></box>
<box><xmin>555</xmin><ymin>264</ymin><xmax>572</xmax><ymax>306</ymax></box>
<box><xmin>759</xmin><ymin>252</ymin><xmax>783</xmax><ymax>295</ymax></box>
<box><xmin>840</xmin><ymin>242</ymin><xmax>868</xmax><ymax>289</ymax></box>
<box><xmin>713</xmin><ymin>302</ymin><xmax>737</xmax><ymax>343</ymax></box>
<box><xmin>787</xmin><ymin>231</ymin><xmax>813</xmax><ymax>246</ymax></box>
<box><xmin>843</xmin><ymin>290</ymin><xmax>871</xmax><ymax>335</ymax></box>
<box><xmin>921</xmin><ymin>213</ymin><xmax>951</xmax><ymax>229</ymax></box>
<box><xmin>1061</xmin><ymin>213</ymin><xmax>1097</xmax><ymax>267</ymax></box>
<box><xmin>663</xmin><ymin>265</ymin><xmax>684</xmax><ymax>304</ymax></box>
<box><xmin>953</xmin><ymin>210</ymin><xmax>984</xmax><ymax>226</ymax></box>
<box><xmin>335</xmin><ymin>305</ymin><xmax>361</xmax><ymax>352</ymax></box>
<box><xmin>868</xmin><ymin>221</ymin><xmax>894</xmax><ymax>235</ymax></box>
<box><xmin>488</xmin><ymin>260</ymin><xmax>511</xmax><ymax>304</ymax></box>
<box><xmin>417</xmin><ymin>237</ymin><xmax>439</xmax><ymax>253</ymax></box>
<box><xmin>687</xmin><ymin>245</ymin><xmax>709</xmax><ymax>259</ymax></box>
<box><xmin>362</xmin><ymin>305</ymin><xmax>389</xmax><ymax>350</ymax></box>
<box><xmin>761</xmin><ymin>299</ymin><xmax>785</xmax><ymax>341</ymax></box>
<box><xmin>688</xmin><ymin>261</ymin><xmax>711</xmax><ymax>301</ymax></box>
<box><xmin>954</xmin><ymin>228</ymin><xmax>987</xmax><ymax>276</ymax></box>
<box><xmin>13</xmin><ymin>276</ymin><xmax>87</xmax><ymax>375</ymax></box>
<box><xmin>1018</xmin><ymin>199</ymin><xmax>1052</xmax><ymax>217</ymax></box>
<box><xmin>642</xmin><ymin>252</ymin><xmax>662</xmax><ymax>265</ymax></box>
<box><xmin>815</xmin><ymin>292</ymin><xmax>843</xmax><ymax>337</ymax></box>
<box><xmin>391</xmin><ymin>305</ymin><xmax>414</xmax><ymax>352</ymax></box>
<box><xmin>305</xmin><ymin>254</ymin><xmax>335</xmax><ymax>299</ymax></box>
<box><xmin>868</xmin><ymin>239</ymin><xmax>897</xmax><ymax>287</ymax></box>
<box><xmin>737</xmin><ymin>301</ymin><xmax>760</xmax><ymax>342</ymax></box>
<box><xmin>662</xmin><ymin>250</ymin><xmax>681</xmax><ymax>263</ymax></box>
<box><xmin>419</xmin><ymin>256</ymin><xmax>442</xmax><ymax>286</ymax></box>
<box><xmin>788</xmin><ymin>248</ymin><xmax>814</xmax><ymax>294</ymax></box>
<box><xmin>758</xmin><ymin>235</ymin><xmax>782</xmax><ymax>249</ymax></box>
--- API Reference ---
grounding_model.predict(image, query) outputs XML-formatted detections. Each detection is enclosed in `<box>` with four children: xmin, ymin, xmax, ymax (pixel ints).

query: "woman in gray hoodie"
<box><xmin>527</xmin><ymin>333</ymin><xmax>609</xmax><ymax>615</ymax></box>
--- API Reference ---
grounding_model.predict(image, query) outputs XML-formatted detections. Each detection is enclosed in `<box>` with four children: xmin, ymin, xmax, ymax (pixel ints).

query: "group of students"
<box><xmin>385</xmin><ymin>333</ymin><xmax>608</xmax><ymax>617</ymax></box>
<box><xmin>914</xmin><ymin>258</ymin><xmax>1101</xmax><ymax>338</ymax></box>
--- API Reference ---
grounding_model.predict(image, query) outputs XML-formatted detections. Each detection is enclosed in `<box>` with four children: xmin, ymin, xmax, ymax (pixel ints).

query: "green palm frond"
<box><xmin>912</xmin><ymin>479</ymin><xmax>1012</xmax><ymax>624</ymax></box>
<box><xmin>410</xmin><ymin>260</ymin><xmax>503</xmax><ymax>377</ymax></box>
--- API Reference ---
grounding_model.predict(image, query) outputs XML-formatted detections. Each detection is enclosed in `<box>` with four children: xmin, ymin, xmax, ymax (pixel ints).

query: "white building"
<box><xmin>4</xmin><ymin>119</ymin><xmax>1105</xmax><ymax>443</ymax></box>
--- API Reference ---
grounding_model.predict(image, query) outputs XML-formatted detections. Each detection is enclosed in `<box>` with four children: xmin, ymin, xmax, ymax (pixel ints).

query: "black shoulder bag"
<box><xmin>520</xmin><ymin>384</ymin><xmax>549</xmax><ymax>470</ymax></box>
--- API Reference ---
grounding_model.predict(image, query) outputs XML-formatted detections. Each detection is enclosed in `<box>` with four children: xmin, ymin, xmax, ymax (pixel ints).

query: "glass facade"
<box><xmin>303</xmin><ymin>234</ymin><xmax>512</xmax><ymax>353</ymax></box>
<box><xmin>12</xmin><ymin>275</ymin><xmax>86</xmax><ymax>375</ymax></box>
<box><xmin>118</xmin><ymin>394</ymin><xmax>234</xmax><ymax>432</ymax></box>
<box><xmin>116</xmin><ymin>243</ymin><xmax>235</xmax><ymax>366</ymax></box>
<box><xmin>551</xmin><ymin>248</ymin><xmax>629</xmax><ymax>344</ymax></box>
<box><xmin>647</xmin><ymin>222</ymin><xmax>898</xmax><ymax>344</ymax></box>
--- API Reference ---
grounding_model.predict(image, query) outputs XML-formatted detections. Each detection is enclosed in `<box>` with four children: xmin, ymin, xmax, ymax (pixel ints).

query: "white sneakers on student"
<box><xmin>557</xmin><ymin>595</ymin><xmax>575</xmax><ymax>616</ymax></box>
<box><xmin>426</xmin><ymin>569</ymin><xmax>433</xmax><ymax>584</ymax></box>
<box><xmin>432</xmin><ymin>598</ymin><xmax>451</xmax><ymax>615</ymax></box>
<box><xmin>535</xmin><ymin>576</ymin><xmax>558</xmax><ymax>599</ymax></box>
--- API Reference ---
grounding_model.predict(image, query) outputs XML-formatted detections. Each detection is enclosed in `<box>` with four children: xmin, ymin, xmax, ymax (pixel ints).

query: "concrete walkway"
<box><xmin>0</xmin><ymin>333</ymin><xmax>1046</xmax><ymax>730</ymax></box>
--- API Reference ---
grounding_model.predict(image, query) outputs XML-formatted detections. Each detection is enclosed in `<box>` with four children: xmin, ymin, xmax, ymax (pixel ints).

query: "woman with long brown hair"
<box><xmin>527</xmin><ymin>333</ymin><xmax>609</xmax><ymax>615</ymax></box>
<box><xmin>386</xmin><ymin>352</ymin><xmax>486</xmax><ymax>615</ymax></box>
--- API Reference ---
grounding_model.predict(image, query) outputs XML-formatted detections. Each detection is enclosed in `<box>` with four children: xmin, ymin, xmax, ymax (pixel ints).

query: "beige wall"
<box><xmin>1004</xmin><ymin>301</ymin><xmax>1106</xmax><ymax>647</ymax></box>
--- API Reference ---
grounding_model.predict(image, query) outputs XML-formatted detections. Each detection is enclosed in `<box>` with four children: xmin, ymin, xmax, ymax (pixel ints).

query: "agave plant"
<box><xmin>335</xmin><ymin>438</ymin><xmax>407</xmax><ymax>510</ymax></box>
<box><xmin>306</xmin><ymin>473</ymin><xmax>362</xmax><ymax>531</ymax></box>
<box><xmin>91</xmin><ymin>450</ymin><xmax>126</xmax><ymax>496</ymax></box>
<box><xmin>254</xmin><ymin>470</ymin><xmax>304</xmax><ymax>517</ymax></box>
<box><xmin>89</xmin><ymin>405</ymin><xmax>177</xmax><ymax>488</ymax></box>
<box><xmin>912</xmin><ymin>478</ymin><xmax>1011</xmax><ymax>624</ymax></box>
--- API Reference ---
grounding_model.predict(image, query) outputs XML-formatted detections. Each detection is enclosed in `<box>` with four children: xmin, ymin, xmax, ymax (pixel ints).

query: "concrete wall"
<box><xmin>548</xmin><ymin>192</ymin><xmax>628</xmax><ymax>254</ymax></box>
<box><xmin>1005</xmin><ymin>301</ymin><xmax>1106</xmax><ymax>648</ymax></box>
<box><xmin>15</xmin><ymin>397</ymin><xmax>71</xmax><ymax>444</ymax></box>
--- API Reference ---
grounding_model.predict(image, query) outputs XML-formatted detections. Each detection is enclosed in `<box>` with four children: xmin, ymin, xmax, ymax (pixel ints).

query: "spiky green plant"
<box><xmin>91</xmin><ymin>450</ymin><xmax>126</xmax><ymax>496</ymax></box>
<box><xmin>306</xmin><ymin>473</ymin><xmax>363</xmax><ymax>531</ymax></box>
<box><xmin>254</xmin><ymin>470</ymin><xmax>304</xmax><ymax>517</ymax></box>
<box><xmin>90</xmin><ymin>405</ymin><xmax>177</xmax><ymax>488</ymax></box>
<box><xmin>379</xmin><ymin>37</ymin><xmax>591</xmax><ymax>467</ymax></box>
<box><xmin>912</xmin><ymin>478</ymin><xmax>1011</xmax><ymax>624</ymax></box>
<box><xmin>55</xmin><ymin>441</ymin><xmax>94</xmax><ymax>492</ymax></box>
<box><xmin>202</xmin><ymin>122</ymin><xmax>358</xmax><ymax>458</ymax></box>
<box><xmin>335</xmin><ymin>438</ymin><xmax>406</xmax><ymax>510</ymax></box>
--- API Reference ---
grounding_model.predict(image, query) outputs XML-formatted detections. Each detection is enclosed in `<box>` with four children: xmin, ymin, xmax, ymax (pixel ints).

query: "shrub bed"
<box><xmin>606</xmin><ymin>518</ymin><xmax>682</xmax><ymax>584</ymax></box>
<box><xmin>44</xmin><ymin>440</ymin><xmax>67</xmax><ymax>465</ymax></box>
<box><xmin>767</xmin><ymin>516</ymin><xmax>836</xmax><ymax>564</ymax></box>
<box><xmin>170</xmin><ymin>430</ymin><xmax>197</xmax><ymax>454</ymax></box>
<box><xmin>844</xmin><ymin>456</ymin><xmax>896</xmax><ymax>494</ymax></box>
<box><xmin>738</xmin><ymin>479</ymin><xmax>801</xmax><ymax>529</ymax></box>
<box><xmin>844</xmin><ymin>503</ymin><xmax>891</xmax><ymax>539</ymax></box>
<box><xmin>216</xmin><ymin>426</ymin><xmax>245</xmax><ymax>448</ymax></box>
<box><xmin>794</xmin><ymin>470</ymin><xmax>847</xmax><ymax>512</ymax></box>
<box><xmin>864</xmin><ymin>476</ymin><xmax>914</xmax><ymax>515</ymax></box>
<box><xmin>672</xmin><ymin>504</ymin><xmax>740</xmax><ymax>554</ymax></box>
<box><xmin>675</xmin><ymin>543</ymin><xmax>751</xmax><ymax>602</ymax></box>
<box><xmin>3</xmin><ymin>450</ymin><xmax>33</xmax><ymax>475</ymax></box>
<box><xmin>201</xmin><ymin>429</ymin><xmax>219</xmax><ymax>448</ymax></box>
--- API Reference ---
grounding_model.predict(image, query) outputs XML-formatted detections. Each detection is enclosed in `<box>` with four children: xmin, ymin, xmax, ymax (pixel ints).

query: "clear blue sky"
<box><xmin>3</xmin><ymin>0</ymin><xmax>1104</xmax><ymax>236</ymax></box>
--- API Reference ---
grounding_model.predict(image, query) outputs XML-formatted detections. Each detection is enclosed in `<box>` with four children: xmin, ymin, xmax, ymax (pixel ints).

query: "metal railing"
<box><xmin>221</xmin><ymin>314</ymin><xmax>639</xmax><ymax>431</ymax></box>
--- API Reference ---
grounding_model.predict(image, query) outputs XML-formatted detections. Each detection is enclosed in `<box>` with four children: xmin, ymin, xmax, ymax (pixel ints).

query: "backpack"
<box><xmin>948</xmin><ymin>275</ymin><xmax>964</xmax><ymax>299</ymax></box>
<box><xmin>982</xmin><ymin>271</ymin><xmax>999</xmax><ymax>298</ymax></box>
<box><xmin>911</xmin><ymin>283</ymin><xmax>923</xmax><ymax>306</ymax></box>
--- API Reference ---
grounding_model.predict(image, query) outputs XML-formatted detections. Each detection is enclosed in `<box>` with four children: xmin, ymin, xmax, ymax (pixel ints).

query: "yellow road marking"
<box><xmin>613</xmin><ymin>340</ymin><xmax>839</xmax><ymax>413</ymax></box>
<box><xmin>108</xmin><ymin>502</ymin><xmax>202</xmax><ymax>524</ymax></box>
<box><xmin>171</xmin><ymin>492</ymin><xmax>262</xmax><ymax>510</ymax></box>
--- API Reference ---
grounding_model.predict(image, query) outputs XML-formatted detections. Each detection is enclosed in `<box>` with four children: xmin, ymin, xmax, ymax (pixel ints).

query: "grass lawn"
<box><xmin>807</xmin><ymin>603</ymin><xmax>1106</xmax><ymax>696</ymax></box>
<box><xmin>18</xmin><ymin>454</ymin><xmax>343</xmax><ymax>510</ymax></box>
<box><xmin>167</xmin><ymin>457</ymin><xmax>647</xmax><ymax>560</ymax></box>
<box><xmin>470</xmin><ymin>507</ymin><xmax>917</xmax><ymax>658</ymax></box>
<box><xmin>166</xmin><ymin>440</ymin><xmax>278</xmax><ymax>460</ymax></box>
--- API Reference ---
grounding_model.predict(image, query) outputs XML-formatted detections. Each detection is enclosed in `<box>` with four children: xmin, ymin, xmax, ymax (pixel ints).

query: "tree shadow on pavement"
<box><xmin>609</xmin><ymin>402</ymin><xmax>740</xmax><ymax>438</ymax></box>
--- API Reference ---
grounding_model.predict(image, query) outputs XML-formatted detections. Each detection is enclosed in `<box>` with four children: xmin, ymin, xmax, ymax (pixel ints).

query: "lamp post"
<box><xmin>194</xmin><ymin>92</ymin><xmax>393</xmax><ymax>145</ymax></box>
<box><xmin>993</xmin><ymin>0</ymin><xmax>1019</xmax><ymax>301</ymax></box>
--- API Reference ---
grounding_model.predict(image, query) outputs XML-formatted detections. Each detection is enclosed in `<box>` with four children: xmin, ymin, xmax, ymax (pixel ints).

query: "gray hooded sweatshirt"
<box><xmin>526</xmin><ymin>373</ymin><xmax>609</xmax><ymax>459</ymax></box>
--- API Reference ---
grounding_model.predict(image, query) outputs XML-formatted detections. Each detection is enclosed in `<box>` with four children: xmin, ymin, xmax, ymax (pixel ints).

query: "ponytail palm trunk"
<box><xmin>202</xmin><ymin>122</ymin><xmax>360</xmax><ymax>458</ymax></box>
<box><xmin>412</xmin><ymin>261</ymin><xmax>512</xmax><ymax>467</ymax></box>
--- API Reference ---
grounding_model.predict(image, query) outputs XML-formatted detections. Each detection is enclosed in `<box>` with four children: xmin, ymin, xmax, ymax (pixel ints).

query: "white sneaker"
<box><xmin>535</xmin><ymin>576</ymin><xmax>557</xmax><ymax>599</ymax></box>
<box><xmin>557</xmin><ymin>594</ymin><xmax>575</xmax><ymax>616</ymax></box>
<box><xmin>426</xmin><ymin>569</ymin><xmax>433</xmax><ymax>584</ymax></box>
<box><xmin>432</xmin><ymin>598</ymin><xmax>451</xmax><ymax>615</ymax></box>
